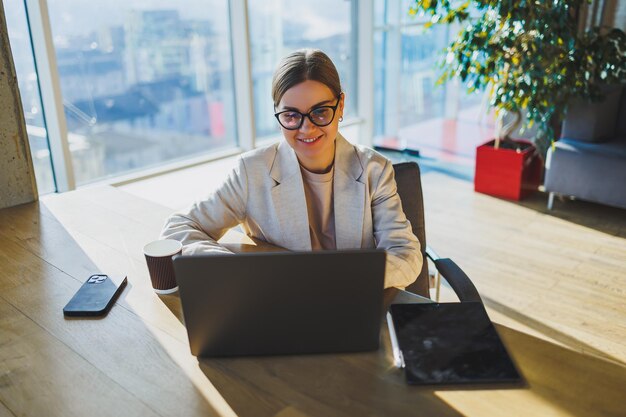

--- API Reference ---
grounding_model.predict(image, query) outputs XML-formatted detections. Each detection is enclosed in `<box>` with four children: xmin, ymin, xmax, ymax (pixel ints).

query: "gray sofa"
<box><xmin>544</xmin><ymin>85</ymin><xmax>626</xmax><ymax>210</ymax></box>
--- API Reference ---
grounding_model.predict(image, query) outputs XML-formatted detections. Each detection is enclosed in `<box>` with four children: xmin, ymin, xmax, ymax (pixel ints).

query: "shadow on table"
<box><xmin>195</xmin><ymin>323</ymin><xmax>626</xmax><ymax>417</ymax></box>
<box><xmin>497</xmin><ymin>324</ymin><xmax>626</xmax><ymax>417</ymax></box>
<box><xmin>159</xmin><ymin>292</ymin><xmax>185</xmax><ymax>323</ymax></box>
<box><xmin>484</xmin><ymin>295</ymin><xmax>625</xmax><ymax>366</ymax></box>
<box><xmin>197</xmin><ymin>349</ymin><xmax>467</xmax><ymax>417</ymax></box>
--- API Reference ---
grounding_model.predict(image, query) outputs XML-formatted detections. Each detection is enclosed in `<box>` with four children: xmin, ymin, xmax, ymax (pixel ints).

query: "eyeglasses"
<box><xmin>274</xmin><ymin>95</ymin><xmax>341</xmax><ymax>130</ymax></box>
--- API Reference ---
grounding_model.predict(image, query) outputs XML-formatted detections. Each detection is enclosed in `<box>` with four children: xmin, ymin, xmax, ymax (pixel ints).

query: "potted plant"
<box><xmin>409</xmin><ymin>0</ymin><xmax>626</xmax><ymax>200</ymax></box>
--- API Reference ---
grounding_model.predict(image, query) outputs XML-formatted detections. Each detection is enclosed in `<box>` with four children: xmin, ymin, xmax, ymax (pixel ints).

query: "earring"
<box><xmin>339</xmin><ymin>116</ymin><xmax>343</xmax><ymax>122</ymax></box>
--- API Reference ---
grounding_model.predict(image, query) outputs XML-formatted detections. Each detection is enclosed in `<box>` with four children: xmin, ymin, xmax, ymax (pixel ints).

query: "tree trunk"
<box><xmin>495</xmin><ymin>109</ymin><xmax>522</xmax><ymax>149</ymax></box>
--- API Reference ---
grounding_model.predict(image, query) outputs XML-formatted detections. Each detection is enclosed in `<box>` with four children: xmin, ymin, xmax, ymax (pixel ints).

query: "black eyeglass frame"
<box><xmin>274</xmin><ymin>95</ymin><xmax>342</xmax><ymax>130</ymax></box>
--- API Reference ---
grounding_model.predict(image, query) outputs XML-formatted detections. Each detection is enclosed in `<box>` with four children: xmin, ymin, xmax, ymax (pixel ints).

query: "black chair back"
<box><xmin>392</xmin><ymin>162</ymin><xmax>429</xmax><ymax>298</ymax></box>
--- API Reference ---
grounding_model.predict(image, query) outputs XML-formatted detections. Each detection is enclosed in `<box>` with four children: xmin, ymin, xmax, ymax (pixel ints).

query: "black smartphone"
<box><xmin>63</xmin><ymin>274</ymin><xmax>127</xmax><ymax>317</ymax></box>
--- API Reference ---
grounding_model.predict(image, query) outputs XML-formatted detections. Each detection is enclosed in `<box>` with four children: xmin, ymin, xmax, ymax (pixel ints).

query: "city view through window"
<box><xmin>373</xmin><ymin>0</ymin><xmax>488</xmax><ymax>163</ymax></box>
<box><xmin>46</xmin><ymin>0</ymin><xmax>237</xmax><ymax>185</ymax></box>
<box><xmin>6</xmin><ymin>0</ymin><xmax>488</xmax><ymax>191</ymax></box>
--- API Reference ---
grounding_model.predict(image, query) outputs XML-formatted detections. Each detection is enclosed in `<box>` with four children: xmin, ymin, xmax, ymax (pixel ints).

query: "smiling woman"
<box><xmin>160</xmin><ymin>49</ymin><xmax>423</xmax><ymax>290</ymax></box>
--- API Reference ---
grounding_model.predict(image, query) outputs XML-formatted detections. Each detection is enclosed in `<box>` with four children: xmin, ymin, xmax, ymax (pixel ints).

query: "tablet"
<box><xmin>388</xmin><ymin>302</ymin><xmax>522</xmax><ymax>385</ymax></box>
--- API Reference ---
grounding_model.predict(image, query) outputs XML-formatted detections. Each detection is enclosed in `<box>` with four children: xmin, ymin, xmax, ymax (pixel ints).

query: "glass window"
<box><xmin>375</xmin><ymin>0</ymin><xmax>429</xmax><ymax>28</ymax></box>
<box><xmin>46</xmin><ymin>0</ymin><xmax>237</xmax><ymax>185</ymax></box>
<box><xmin>374</xmin><ymin>0</ymin><xmax>386</xmax><ymax>28</ymax></box>
<box><xmin>374</xmin><ymin>25</ymin><xmax>448</xmax><ymax>141</ymax></box>
<box><xmin>373</xmin><ymin>0</ymin><xmax>490</xmax><ymax>159</ymax></box>
<box><xmin>248</xmin><ymin>0</ymin><xmax>356</xmax><ymax>140</ymax></box>
<box><xmin>397</xmin><ymin>25</ymin><xmax>447</xmax><ymax>127</ymax></box>
<box><xmin>5</xmin><ymin>1</ymin><xmax>56</xmax><ymax>194</ymax></box>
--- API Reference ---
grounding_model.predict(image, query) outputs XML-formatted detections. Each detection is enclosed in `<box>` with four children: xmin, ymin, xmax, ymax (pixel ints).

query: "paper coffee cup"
<box><xmin>143</xmin><ymin>239</ymin><xmax>182</xmax><ymax>294</ymax></box>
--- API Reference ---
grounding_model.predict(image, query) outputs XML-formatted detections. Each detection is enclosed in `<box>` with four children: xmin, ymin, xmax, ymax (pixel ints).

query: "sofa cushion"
<box><xmin>545</xmin><ymin>139</ymin><xmax>626</xmax><ymax>209</ymax></box>
<box><xmin>555</xmin><ymin>138</ymin><xmax>626</xmax><ymax>158</ymax></box>
<box><xmin>561</xmin><ymin>85</ymin><xmax>623</xmax><ymax>143</ymax></box>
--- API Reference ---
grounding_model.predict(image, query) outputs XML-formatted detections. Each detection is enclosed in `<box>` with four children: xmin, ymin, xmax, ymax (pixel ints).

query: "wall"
<box><xmin>0</xmin><ymin>1</ymin><xmax>38</xmax><ymax>208</ymax></box>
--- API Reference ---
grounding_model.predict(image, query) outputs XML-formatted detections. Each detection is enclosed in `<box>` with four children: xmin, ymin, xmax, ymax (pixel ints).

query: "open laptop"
<box><xmin>172</xmin><ymin>250</ymin><xmax>386</xmax><ymax>357</ymax></box>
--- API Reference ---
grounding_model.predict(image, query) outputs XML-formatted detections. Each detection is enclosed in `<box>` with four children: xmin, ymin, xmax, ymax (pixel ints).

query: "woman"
<box><xmin>160</xmin><ymin>49</ymin><xmax>422</xmax><ymax>289</ymax></box>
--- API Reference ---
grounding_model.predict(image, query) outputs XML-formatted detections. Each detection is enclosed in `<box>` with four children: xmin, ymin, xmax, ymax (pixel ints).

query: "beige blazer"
<box><xmin>160</xmin><ymin>134</ymin><xmax>422</xmax><ymax>289</ymax></box>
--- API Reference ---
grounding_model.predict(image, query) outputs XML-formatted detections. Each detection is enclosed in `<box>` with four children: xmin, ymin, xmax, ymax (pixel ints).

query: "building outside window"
<box><xmin>45</xmin><ymin>0</ymin><xmax>237</xmax><ymax>185</ymax></box>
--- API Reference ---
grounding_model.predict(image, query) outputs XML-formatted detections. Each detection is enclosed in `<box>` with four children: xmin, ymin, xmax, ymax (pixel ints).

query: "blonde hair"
<box><xmin>271</xmin><ymin>49</ymin><xmax>342</xmax><ymax>107</ymax></box>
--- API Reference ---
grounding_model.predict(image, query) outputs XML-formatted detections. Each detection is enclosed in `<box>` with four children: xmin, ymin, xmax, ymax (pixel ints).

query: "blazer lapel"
<box><xmin>333</xmin><ymin>134</ymin><xmax>365</xmax><ymax>249</ymax></box>
<box><xmin>270</xmin><ymin>142</ymin><xmax>312</xmax><ymax>251</ymax></box>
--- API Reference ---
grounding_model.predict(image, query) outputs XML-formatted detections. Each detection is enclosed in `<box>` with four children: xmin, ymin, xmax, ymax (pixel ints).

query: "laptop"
<box><xmin>173</xmin><ymin>250</ymin><xmax>386</xmax><ymax>357</ymax></box>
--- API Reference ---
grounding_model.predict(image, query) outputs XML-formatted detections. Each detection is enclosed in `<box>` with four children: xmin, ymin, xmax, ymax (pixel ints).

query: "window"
<box><xmin>373</xmin><ymin>0</ymin><xmax>488</xmax><ymax>159</ymax></box>
<box><xmin>4</xmin><ymin>1</ymin><xmax>491</xmax><ymax>195</ymax></box>
<box><xmin>374</xmin><ymin>24</ymin><xmax>448</xmax><ymax>137</ymax></box>
<box><xmin>5</xmin><ymin>1</ymin><xmax>56</xmax><ymax>194</ymax></box>
<box><xmin>248</xmin><ymin>0</ymin><xmax>356</xmax><ymax>140</ymax></box>
<box><xmin>46</xmin><ymin>0</ymin><xmax>237</xmax><ymax>185</ymax></box>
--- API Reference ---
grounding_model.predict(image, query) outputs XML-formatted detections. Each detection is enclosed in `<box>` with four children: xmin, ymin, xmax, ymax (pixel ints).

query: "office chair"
<box><xmin>393</xmin><ymin>162</ymin><xmax>482</xmax><ymax>303</ymax></box>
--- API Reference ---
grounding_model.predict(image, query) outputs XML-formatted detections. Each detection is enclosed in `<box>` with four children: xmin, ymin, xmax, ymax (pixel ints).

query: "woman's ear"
<box><xmin>339</xmin><ymin>92</ymin><xmax>345</xmax><ymax>117</ymax></box>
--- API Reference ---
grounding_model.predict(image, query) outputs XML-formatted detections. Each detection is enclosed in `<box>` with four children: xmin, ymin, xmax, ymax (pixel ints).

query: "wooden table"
<box><xmin>0</xmin><ymin>186</ymin><xmax>624</xmax><ymax>417</ymax></box>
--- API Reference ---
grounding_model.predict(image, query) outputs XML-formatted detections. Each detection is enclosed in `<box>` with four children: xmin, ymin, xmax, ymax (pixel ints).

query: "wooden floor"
<box><xmin>421</xmin><ymin>172</ymin><xmax>626</xmax><ymax>366</ymax></box>
<box><xmin>122</xmin><ymin>164</ymin><xmax>626</xmax><ymax>368</ymax></box>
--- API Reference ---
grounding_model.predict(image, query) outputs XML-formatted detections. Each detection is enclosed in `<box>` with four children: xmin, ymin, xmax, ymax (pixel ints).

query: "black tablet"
<box><xmin>388</xmin><ymin>302</ymin><xmax>522</xmax><ymax>385</ymax></box>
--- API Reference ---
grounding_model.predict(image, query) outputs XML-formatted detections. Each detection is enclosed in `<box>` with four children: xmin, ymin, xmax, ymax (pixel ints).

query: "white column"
<box><xmin>229</xmin><ymin>0</ymin><xmax>255</xmax><ymax>151</ymax></box>
<box><xmin>25</xmin><ymin>0</ymin><xmax>75</xmax><ymax>191</ymax></box>
<box><xmin>357</xmin><ymin>0</ymin><xmax>375</xmax><ymax>146</ymax></box>
<box><xmin>382</xmin><ymin>0</ymin><xmax>402</xmax><ymax>145</ymax></box>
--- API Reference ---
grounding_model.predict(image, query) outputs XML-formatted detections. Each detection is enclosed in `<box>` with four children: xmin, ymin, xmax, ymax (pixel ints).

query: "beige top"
<box><xmin>300</xmin><ymin>165</ymin><xmax>336</xmax><ymax>250</ymax></box>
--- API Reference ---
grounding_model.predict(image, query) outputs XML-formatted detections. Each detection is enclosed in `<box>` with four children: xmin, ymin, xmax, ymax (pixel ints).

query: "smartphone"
<box><xmin>63</xmin><ymin>274</ymin><xmax>127</xmax><ymax>317</ymax></box>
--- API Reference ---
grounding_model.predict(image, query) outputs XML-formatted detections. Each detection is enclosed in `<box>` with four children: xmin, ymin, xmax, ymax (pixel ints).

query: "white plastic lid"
<box><xmin>143</xmin><ymin>239</ymin><xmax>182</xmax><ymax>257</ymax></box>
